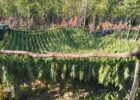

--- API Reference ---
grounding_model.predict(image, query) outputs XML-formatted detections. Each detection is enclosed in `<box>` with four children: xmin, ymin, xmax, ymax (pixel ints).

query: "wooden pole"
<box><xmin>127</xmin><ymin>24</ymin><xmax>131</xmax><ymax>40</ymax></box>
<box><xmin>135</xmin><ymin>30</ymin><xmax>140</xmax><ymax>41</ymax></box>
<box><xmin>129</xmin><ymin>59</ymin><xmax>140</xmax><ymax>100</ymax></box>
<box><xmin>0</xmin><ymin>50</ymin><xmax>134</xmax><ymax>58</ymax></box>
<box><xmin>129</xmin><ymin>49</ymin><xmax>140</xmax><ymax>100</ymax></box>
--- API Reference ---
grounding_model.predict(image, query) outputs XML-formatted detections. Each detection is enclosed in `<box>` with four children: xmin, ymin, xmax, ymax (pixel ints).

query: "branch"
<box><xmin>0</xmin><ymin>50</ymin><xmax>135</xmax><ymax>58</ymax></box>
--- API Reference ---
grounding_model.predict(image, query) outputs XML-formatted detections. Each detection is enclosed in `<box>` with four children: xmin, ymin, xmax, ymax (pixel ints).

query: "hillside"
<box><xmin>0</xmin><ymin>28</ymin><xmax>138</xmax><ymax>53</ymax></box>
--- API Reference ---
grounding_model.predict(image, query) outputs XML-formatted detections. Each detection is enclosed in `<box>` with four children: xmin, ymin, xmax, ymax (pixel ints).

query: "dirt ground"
<box><xmin>19</xmin><ymin>79</ymin><xmax>103</xmax><ymax>100</ymax></box>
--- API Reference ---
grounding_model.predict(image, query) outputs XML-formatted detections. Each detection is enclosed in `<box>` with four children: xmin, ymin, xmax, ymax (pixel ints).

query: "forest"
<box><xmin>0</xmin><ymin>0</ymin><xmax>140</xmax><ymax>28</ymax></box>
<box><xmin>0</xmin><ymin>0</ymin><xmax>140</xmax><ymax>100</ymax></box>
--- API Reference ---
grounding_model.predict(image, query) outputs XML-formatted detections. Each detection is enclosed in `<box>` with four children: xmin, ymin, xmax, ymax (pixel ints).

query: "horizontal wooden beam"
<box><xmin>0</xmin><ymin>50</ymin><xmax>137</xmax><ymax>58</ymax></box>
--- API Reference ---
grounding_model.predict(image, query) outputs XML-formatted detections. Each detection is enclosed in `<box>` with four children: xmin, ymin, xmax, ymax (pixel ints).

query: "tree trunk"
<box><xmin>83</xmin><ymin>0</ymin><xmax>87</xmax><ymax>28</ymax></box>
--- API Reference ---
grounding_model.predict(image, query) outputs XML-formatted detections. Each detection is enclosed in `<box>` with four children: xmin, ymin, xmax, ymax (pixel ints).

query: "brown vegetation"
<box><xmin>0</xmin><ymin>16</ymin><xmax>140</xmax><ymax>32</ymax></box>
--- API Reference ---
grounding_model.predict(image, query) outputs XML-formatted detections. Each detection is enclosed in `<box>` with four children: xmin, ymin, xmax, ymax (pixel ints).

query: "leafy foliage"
<box><xmin>0</xmin><ymin>28</ymin><xmax>138</xmax><ymax>53</ymax></box>
<box><xmin>0</xmin><ymin>0</ymin><xmax>140</xmax><ymax>24</ymax></box>
<box><xmin>0</xmin><ymin>28</ymin><xmax>139</xmax><ymax>99</ymax></box>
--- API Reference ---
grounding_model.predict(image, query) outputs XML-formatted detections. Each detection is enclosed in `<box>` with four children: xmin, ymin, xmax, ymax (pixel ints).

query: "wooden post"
<box><xmin>129</xmin><ymin>49</ymin><xmax>140</xmax><ymax>100</ymax></box>
<box><xmin>135</xmin><ymin>30</ymin><xmax>140</xmax><ymax>41</ymax></box>
<box><xmin>127</xmin><ymin>24</ymin><xmax>131</xmax><ymax>40</ymax></box>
